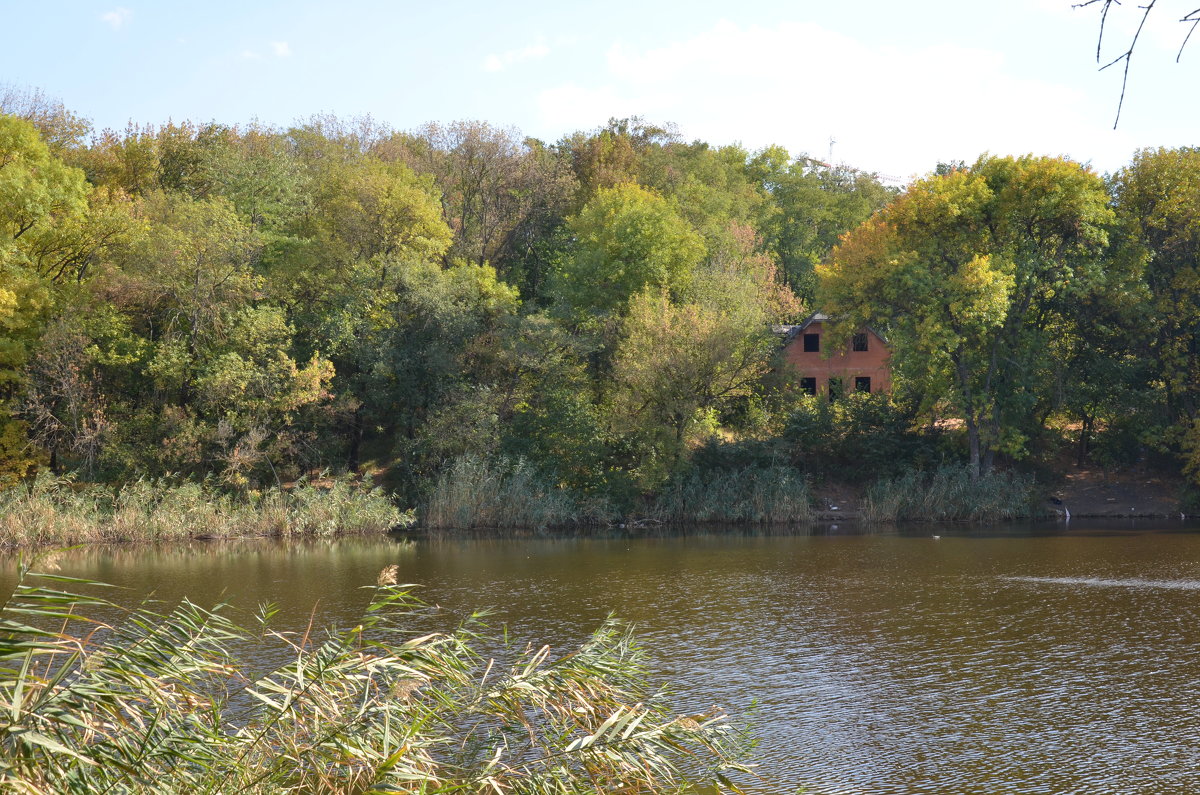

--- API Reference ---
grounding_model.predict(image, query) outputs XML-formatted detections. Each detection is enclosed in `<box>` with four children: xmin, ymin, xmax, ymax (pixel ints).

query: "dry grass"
<box><xmin>862</xmin><ymin>465</ymin><xmax>1043</xmax><ymax>523</ymax></box>
<box><xmin>651</xmin><ymin>466</ymin><xmax>814</xmax><ymax>524</ymax></box>
<box><xmin>0</xmin><ymin>473</ymin><xmax>411</xmax><ymax>547</ymax></box>
<box><xmin>0</xmin><ymin>565</ymin><xmax>753</xmax><ymax>793</ymax></box>
<box><xmin>421</xmin><ymin>455</ymin><xmax>614</xmax><ymax>531</ymax></box>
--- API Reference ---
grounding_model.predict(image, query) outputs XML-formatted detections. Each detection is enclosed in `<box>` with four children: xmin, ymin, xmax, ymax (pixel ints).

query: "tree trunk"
<box><xmin>966</xmin><ymin>413</ymin><xmax>981</xmax><ymax>480</ymax></box>
<box><xmin>1077</xmin><ymin>413</ymin><xmax>1093</xmax><ymax>467</ymax></box>
<box><xmin>954</xmin><ymin>352</ymin><xmax>984</xmax><ymax>480</ymax></box>
<box><xmin>346</xmin><ymin>407</ymin><xmax>364</xmax><ymax>472</ymax></box>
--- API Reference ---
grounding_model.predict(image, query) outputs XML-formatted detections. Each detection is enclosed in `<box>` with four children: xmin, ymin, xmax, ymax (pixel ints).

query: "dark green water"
<box><xmin>7</xmin><ymin>522</ymin><xmax>1200</xmax><ymax>793</ymax></box>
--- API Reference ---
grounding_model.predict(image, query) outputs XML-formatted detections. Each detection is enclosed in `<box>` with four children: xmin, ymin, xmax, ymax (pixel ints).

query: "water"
<box><xmin>7</xmin><ymin>522</ymin><xmax>1200</xmax><ymax>793</ymax></box>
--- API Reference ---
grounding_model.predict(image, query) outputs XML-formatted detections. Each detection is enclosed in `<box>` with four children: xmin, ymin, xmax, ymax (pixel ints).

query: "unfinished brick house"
<box><xmin>778</xmin><ymin>313</ymin><xmax>891</xmax><ymax>398</ymax></box>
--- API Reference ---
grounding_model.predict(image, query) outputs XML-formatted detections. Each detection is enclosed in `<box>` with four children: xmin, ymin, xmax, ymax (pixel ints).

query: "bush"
<box><xmin>0</xmin><ymin>565</ymin><xmax>752</xmax><ymax>793</ymax></box>
<box><xmin>783</xmin><ymin>393</ymin><xmax>942</xmax><ymax>482</ymax></box>
<box><xmin>861</xmin><ymin>465</ymin><xmax>1044</xmax><ymax>522</ymax></box>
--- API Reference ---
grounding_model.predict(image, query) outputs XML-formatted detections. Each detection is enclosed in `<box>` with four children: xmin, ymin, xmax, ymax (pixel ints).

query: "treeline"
<box><xmin>1</xmin><ymin>86</ymin><xmax>1198</xmax><ymax>520</ymax></box>
<box><xmin>0</xmin><ymin>90</ymin><xmax>891</xmax><ymax>513</ymax></box>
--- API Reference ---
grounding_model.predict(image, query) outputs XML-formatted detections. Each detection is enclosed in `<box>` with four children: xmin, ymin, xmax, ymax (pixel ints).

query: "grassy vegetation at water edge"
<box><xmin>0</xmin><ymin>564</ymin><xmax>753</xmax><ymax>794</ymax></box>
<box><xmin>651</xmin><ymin>466</ymin><xmax>813</xmax><ymax>524</ymax></box>
<box><xmin>421</xmin><ymin>455</ymin><xmax>615</xmax><ymax>531</ymax></box>
<box><xmin>0</xmin><ymin>473</ymin><xmax>410</xmax><ymax>547</ymax></box>
<box><xmin>861</xmin><ymin>465</ymin><xmax>1044</xmax><ymax>523</ymax></box>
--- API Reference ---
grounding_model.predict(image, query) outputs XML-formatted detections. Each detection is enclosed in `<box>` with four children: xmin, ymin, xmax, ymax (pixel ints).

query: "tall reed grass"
<box><xmin>422</xmin><ymin>455</ymin><xmax>614</xmax><ymax>531</ymax></box>
<box><xmin>651</xmin><ymin>466</ymin><xmax>814</xmax><ymax>524</ymax></box>
<box><xmin>861</xmin><ymin>465</ymin><xmax>1043</xmax><ymax>523</ymax></box>
<box><xmin>0</xmin><ymin>473</ymin><xmax>410</xmax><ymax>547</ymax></box>
<box><xmin>0</xmin><ymin>564</ymin><xmax>752</xmax><ymax>793</ymax></box>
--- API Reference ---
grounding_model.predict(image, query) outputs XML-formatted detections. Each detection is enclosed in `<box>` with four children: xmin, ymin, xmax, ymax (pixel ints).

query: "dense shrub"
<box><xmin>783</xmin><ymin>393</ymin><xmax>943</xmax><ymax>482</ymax></box>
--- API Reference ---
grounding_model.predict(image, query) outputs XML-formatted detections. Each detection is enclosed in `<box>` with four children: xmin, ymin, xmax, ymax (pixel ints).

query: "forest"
<box><xmin>2</xmin><ymin>87</ymin><xmax>1199</xmax><ymax>529</ymax></box>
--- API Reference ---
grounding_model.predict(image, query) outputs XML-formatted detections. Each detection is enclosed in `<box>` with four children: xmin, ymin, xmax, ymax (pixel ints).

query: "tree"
<box><xmin>554</xmin><ymin>183</ymin><xmax>705</xmax><ymax>317</ymax></box>
<box><xmin>306</xmin><ymin>156</ymin><xmax>451</xmax><ymax>267</ymax></box>
<box><xmin>380</xmin><ymin>123</ymin><xmax>579</xmax><ymax>300</ymax></box>
<box><xmin>819</xmin><ymin>154</ymin><xmax>1114</xmax><ymax>477</ymax></box>
<box><xmin>561</xmin><ymin>117</ymin><xmax>679</xmax><ymax>198</ymax></box>
<box><xmin>0</xmin><ymin>113</ymin><xmax>99</xmax><ymax>482</ymax></box>
<box><xmin>1111</xmin><ymin>147</ymin><xmax>1200</xmax><ymax>480</ymax></box>
<box><xmin>608</xmin><ymin>232</ymin><xmax>791</xmax><ymax>481</ymax></box>
<box><xmin>749</xmin><ymin>146</ymin><xmax>895</xmax><ymax>304</ymax></box>
<box><xmin>0</xmin><ymin>84</ymin><xmax>91</xmax><ymax>152</ymax></box>
<box><xmin>341</xmin><ymin>260</ymin><xmax>519</xmax><ymax>492</ymax></box>
<box><xmin>0</xmin><ymin>115</ymin><xmax>91</xmax><ymax>266</ymax></box>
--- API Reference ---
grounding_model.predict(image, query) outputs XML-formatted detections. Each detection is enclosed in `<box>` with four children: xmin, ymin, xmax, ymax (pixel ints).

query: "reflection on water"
<box><xmin>1003</xmin><ymin>574</ymin><xmax>1200</xmax><ymax>590</ymax></box>
<box><xmin>6</xmin><ymin>522</ymin><xmax>1200</xmax><ymax>793</ymax></box>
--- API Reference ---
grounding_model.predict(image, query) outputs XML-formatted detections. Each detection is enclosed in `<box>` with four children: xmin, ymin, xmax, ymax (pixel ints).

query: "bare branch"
<box><xmin>1079</xmin><ymin>0</ymin><xmax>1157</xmax><ymax>128</ymax></box>
<box><xmin>1177</xmin><ymin>8</ymin><xmax>1200</xmax><ymax>60</ymax></box>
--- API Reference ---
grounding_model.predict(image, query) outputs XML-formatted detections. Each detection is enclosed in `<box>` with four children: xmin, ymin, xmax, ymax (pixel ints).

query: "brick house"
<box><xmin>777</xmin><ymin>313</ymin><xmax>891</xmax><ymax>398</ymax></box>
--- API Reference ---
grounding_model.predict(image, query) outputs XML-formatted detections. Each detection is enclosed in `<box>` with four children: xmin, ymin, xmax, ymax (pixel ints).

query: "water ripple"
<box><xmin>1002</xmin><ymin>575</ymin><xmax>1200</xmax><ymax>590</ymax></box>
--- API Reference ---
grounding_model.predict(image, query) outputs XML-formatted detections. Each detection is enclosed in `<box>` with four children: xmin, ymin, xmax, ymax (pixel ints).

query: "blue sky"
<box><xmin>4</xmin><ymin>1</ymin><xmax>1199</xmax><ymax>178</ymax></box>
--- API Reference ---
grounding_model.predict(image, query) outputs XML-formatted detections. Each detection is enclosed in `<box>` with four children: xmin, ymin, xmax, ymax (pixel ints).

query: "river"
<box><xmin>6</xmin><ymin>521</ymin><xmax>1200</xmax><ymax>794</ymax></box>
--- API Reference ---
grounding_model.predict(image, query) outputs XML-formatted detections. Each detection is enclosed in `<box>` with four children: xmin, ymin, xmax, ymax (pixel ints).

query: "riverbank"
<box><xmin>1</xmin><ymin>461</ymin><xmax>1188</xmax><ymax>550</ymax></box>
<box><xmin>810</xmin><ymin>465</ymin><xmax>1192</xmax><ymax>521</ymax></box>
<box><xmin>1048</xmin><ymin>464</ymin><xmax>1189</xmax><ymax>518</ymax></box>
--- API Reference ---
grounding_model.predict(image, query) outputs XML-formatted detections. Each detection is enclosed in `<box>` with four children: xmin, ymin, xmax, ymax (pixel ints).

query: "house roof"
<box><xmin>774</xmin><ymin>312</ymin><xmax>889</xmax><ymax>346</ymax></box>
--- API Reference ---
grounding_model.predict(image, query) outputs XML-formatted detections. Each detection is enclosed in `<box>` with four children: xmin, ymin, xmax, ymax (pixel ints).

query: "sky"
<box><xmin>4</xmin><ymin>0</ymin><xmax>1200</xmax><ymax>180</ymax></box>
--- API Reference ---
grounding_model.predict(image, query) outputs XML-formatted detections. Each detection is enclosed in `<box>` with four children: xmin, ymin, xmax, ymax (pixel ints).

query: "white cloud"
<box><xmin>483</xmin><ymin>41</ymin><xmax>551</xmax><ymax>72</ymax></box>
<box><xmin>101</xmin><ymin>7</ymin><xmax>132</xmax><ymax>30</ymax></box>
<box><xmin>536</xmin><ymin>20</ymin><xmax>1137</xmax><ymax>178</ymax></box>
<box><xmin>241</xmin><ymin>42</ymin><xmax>291</xmax><ymax>61</ymax></box>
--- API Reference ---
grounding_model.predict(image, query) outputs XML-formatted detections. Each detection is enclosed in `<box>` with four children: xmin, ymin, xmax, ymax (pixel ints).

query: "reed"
<box><xmin>651</xmin><ymin>466</ymin><xmax>814</xmax><ymax>524</ymax></box>
<box><xmin>0</xmin><ymin>564</ymin><xmax>752</xmax><ymax>794</ymax></box>
<box><xmin>861</xmin><ymin>465</ymin><xmax>1043</xmax><ymax>523</ymax></box>
<box><xmin>421</xmin><ymin>455</ymin><xmax>614</xmax><ymax>530</ymax></box>
<box><xmin>0</xmin><ymin>473</ymin><xmax>410</xmax><ymax>547</ymax></box>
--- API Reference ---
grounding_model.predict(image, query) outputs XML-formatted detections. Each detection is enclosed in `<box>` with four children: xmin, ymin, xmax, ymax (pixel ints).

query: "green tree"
<box><xmin>561</xmin><ymin>117</ymin><xmax>678</xmax><ymax>197</ymax></box>
<box><xmin>497</xmin><ymin>313</ymin><xmax>612</xmax><ymax>492</ymax></box>
<box><xmin>819</xmin><ymin>154</ymin><xmax>1114</xmax><ymax>476</ymax></box>
<box><xmin>0</xmin><ymin>84</ymin><xmax>91</xmax><ymax>153</ymax></box>
<box><xmin>0</xmin><ymin>113</ymin><xmax>99</xmax><ymax>482</ymax></box>
<box><xmin>1111</xmin><ymin>147</ymin><xmax>1200</xmax><ymax>481</ymax></box>
<box><xmin>608</xmin><ymin>237</ymin><xmax>789</xmax><ymax>482</ymax></box>
<box><xmin>554</xmin><ymin>183</ymin><xmax>705</xmax><ymax>317</ymax></box>
<box><xmin>749</xmin><ymin>146</ymin><xmax>894</xmax><ymax>303</ymax></box>
<box><xmin>341</xmin><ymin>260</ymin><xmax>519</xmax><ymax>491</ymax></box>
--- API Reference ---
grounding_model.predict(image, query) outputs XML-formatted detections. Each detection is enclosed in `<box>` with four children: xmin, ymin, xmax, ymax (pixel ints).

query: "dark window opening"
<box><xmin>803</xmin><ymin>333</ymin><xmax>820</xmax><ymax>353</ymax></box>
<box><xmin>828</xmin><ymin>377</ymin><xmax>844</xmax><ymax>400</ymax></box>
<box><xmin>852</xmin><ymin>333</ymin><xmax>869</xmax><ymax>352</ymax></box>
<box><xmin>800</xmin><ymin>377</ymin><xmax>817</xmax><ymax>396</ymax></box>
<box><xmin>855</xmin><ymin>376</ymin><xmax>872</xmax><ymax>393</ymax></box>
